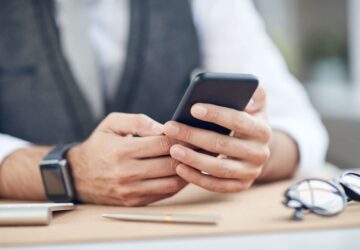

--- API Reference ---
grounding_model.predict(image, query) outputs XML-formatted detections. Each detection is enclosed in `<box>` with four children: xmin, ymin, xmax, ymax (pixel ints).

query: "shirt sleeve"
<box><xmin>0</xmin><ymin>134</ymin><xmax>31</xmax><ymax>165</ymax></box>
<box><xmin>191</xmin><ymin>0</ymin><xmax>329</xmax><ymax>174</ymax></box>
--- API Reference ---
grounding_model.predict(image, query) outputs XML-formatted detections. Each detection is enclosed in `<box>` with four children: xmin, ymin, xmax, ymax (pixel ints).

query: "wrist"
<box><xmin>67</xmin><ymin>145</ymin><xmax>81</xmax><ymax>171</ymax></box>
<box><xmin>257</xmin><ymin>130</ymin><xmax>299</xmax><ymax>182</ymax></box>
<box><xmin>66</xmin><ymin>144</ymin><xmax>86</xmax><ymax>202</ymax></box>
<box><xmin>0</xmin><ymin>146</ymin><xmax>52</xmax><ymax>199</ymax></box>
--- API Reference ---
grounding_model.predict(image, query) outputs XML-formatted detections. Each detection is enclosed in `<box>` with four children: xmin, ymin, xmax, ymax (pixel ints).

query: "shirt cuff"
<box><xmin>269</xmin><ymin>116</ymin><xmax>329</xmax><ymax>176</ymax></box>
<box><xmin>0</xmin><ymin>134</ymin><xmax>31</xmax><ymax>165</ymax></box>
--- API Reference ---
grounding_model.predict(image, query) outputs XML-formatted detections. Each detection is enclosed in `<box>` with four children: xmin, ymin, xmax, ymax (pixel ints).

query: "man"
<box><xmin>0</xmin><ymin>0</ymin><xmax>328</xmax><ymax>206</ymax></box>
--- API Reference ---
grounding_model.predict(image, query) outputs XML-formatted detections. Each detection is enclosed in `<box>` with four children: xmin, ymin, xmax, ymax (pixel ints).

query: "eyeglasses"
<box><xmin>283</xmin><ymin>171</ymin><xmax>360</xmax><ymax>221</ymax></box>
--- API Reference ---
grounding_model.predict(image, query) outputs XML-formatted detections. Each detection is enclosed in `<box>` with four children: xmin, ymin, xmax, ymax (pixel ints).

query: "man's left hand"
<box><xmin>163</xmin><ymin>85</ymin><xmax>271</xmax><ymax>192</ymax></box>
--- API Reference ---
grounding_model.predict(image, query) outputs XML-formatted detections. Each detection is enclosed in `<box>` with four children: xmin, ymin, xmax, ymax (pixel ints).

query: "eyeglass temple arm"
<box><xmin>293</xmin><ymin>208</ymin><xmax>304</xmax><ymax>221</ymax></box>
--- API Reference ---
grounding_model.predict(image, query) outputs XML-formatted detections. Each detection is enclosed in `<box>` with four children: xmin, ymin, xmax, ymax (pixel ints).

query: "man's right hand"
<box><xmin>68</xmin><ymin>113</ymin><xmax>187</xmax><ymax>206</ymax></box>
<box><xmin>0</xmin><ymin>113</ymin><xmax>186</xmax><ymax>207</ymax></box>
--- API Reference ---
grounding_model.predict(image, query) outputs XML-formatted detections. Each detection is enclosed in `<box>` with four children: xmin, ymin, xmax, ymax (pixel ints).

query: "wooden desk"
<box><xmin>1</xmin><ymin>179</ymin><xmax>359</xmax><ymax>246</ymax></box>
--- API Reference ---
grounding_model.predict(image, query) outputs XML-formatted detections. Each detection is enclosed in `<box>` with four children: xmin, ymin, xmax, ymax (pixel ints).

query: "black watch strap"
<box><xmin>43</xmin><ymin>143</ymin><xmax>79</xmax><ymax>162</ymax></box>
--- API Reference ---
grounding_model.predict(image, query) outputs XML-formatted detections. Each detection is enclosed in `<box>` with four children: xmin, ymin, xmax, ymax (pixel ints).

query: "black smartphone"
<box><xmin>172</xmin><ymin>72</ymin><xmax>258</xmax><ymax>135</ymax></box>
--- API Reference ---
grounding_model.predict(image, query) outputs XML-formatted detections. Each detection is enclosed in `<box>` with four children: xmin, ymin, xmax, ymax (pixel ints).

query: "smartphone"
<box><xmin>172</xmin><ymin>72</ymin><xmax>258</xmax><ymax>135</ymax></box>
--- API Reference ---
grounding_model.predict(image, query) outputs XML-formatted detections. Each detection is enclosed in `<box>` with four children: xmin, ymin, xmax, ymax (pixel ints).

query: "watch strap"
<box><xmin>41</xmin><ymin>143</ymin><xmax>79</xmax><ymax>203</ymax></box>
<box><xmin>43</xmin><ymin>143</ymin><xmax>79</xmax><ymax>162</ymax></box>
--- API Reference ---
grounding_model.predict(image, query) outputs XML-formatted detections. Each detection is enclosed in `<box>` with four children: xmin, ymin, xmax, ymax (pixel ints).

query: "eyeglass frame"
<box><xmin>283</xmin><ymin>171</ymin><xmax>360</xmax><ymax>221</ymax></box>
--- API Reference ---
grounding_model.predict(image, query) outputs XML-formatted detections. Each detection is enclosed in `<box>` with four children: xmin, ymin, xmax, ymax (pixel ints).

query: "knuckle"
<box><xmin>169</xmin><ymin>158</ymin><xmax>179</xmax><ymax>172</ymax></box>
<box><xmin>247</xmin><ymin>168</ymin><xmax>262</xmax><ymax>180</ymax></box>
<box><xmin>237</xmin><ymin>143</ymin><xmax>252</xmax><ymax>160</ymax></box>
<box><xmin>215</xmin><ymin>162</ymin><xmax>232</xmax><ymax>178</ymax></box>
<box><xmin>117</xmin><ymin>187</ymin><xmax>137</xmax><ymax>199</ymax></box>
<box><xmin>159</xmin><ymin>137</ymin><xmax>173</xmax><ymax>153</ymax></box>
<box><xmin>261</xmin><ymin>125</ymin><xmax>272</xmax><ymax>142</ymax></box>
<box><xmin>117</xmin><ymin>171</ymin><xmax>130</xmax><ymax>184</ymax></box>
<box><xmin>258</xmin><ymin>146</ymin><xmax>271</xmax><ymax>163</ymax></box>
<box><xmin>213</xmin><ymin>136</ymin><xmax>228</xmax><ymax>152</ymax></box>
<box><xmin>233</xmin><ymin>112</ymin><xmax>247</xmax><ymax>131</ymax></box>
<box><xmin>106</xmin><ymin>185</ymin><xmax>118</xmax><ymax>197</ymax></box>
<box><xmin>208</xmin><ymin>107</ymin><xmax>220</xmax><ymax>121</ymax></box>
<box><xmin>134</xmin><ymin>113</ymin><xmax>151</xmax><ymax>132</ymax></box>
<box><xmin>167</xmin><ymin>178</ymin><xmax>185</xmax><ymax>192</ymax></box>
<box><xmin>117</xmin><ymin>144</ymin><xmax>133</xmax><ymax>158</ymax></box>
<box><xmin>104</xmin><ymin>112</ymin><xmax>120</xmax><ymax>126</ymax></box>
<box><xmin>118</xmin><ymin>171</ymin><xmax>139</xmax><ymax>184</ymax></box>
<box><xmin>183</xmin><ymin>126</ymin><xmax>193</xmax><ymax>142</ymax></box>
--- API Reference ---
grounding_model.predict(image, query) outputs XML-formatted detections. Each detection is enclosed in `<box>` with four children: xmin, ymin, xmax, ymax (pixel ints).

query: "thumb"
<box><xmin>99</xmin><ymin>113</ymin><xmax>164</xmax><ymax>136</ymax></box>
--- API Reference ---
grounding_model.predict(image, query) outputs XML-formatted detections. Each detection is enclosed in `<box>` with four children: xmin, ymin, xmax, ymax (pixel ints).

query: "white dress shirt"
<box><xmin>0</xmin><ymin>0</ymin><xmax>328</xmax><ymax>174</ymax></box>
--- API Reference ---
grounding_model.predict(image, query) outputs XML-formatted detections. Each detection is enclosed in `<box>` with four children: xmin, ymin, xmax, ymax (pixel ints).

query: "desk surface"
<box><xmin>1</xmin><ymin>176</ymin><xmax>360</xmax><ymax>246</ymax></box>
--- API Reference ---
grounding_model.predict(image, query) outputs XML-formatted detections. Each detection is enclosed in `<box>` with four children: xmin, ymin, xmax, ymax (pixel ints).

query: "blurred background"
<box><xmin>254</xmin><ymin>0</ymin><xmax>360</xmax><ymax>169</ymax></box>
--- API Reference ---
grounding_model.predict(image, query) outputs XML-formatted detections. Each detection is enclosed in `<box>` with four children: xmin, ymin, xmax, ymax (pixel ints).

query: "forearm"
<box><xmin>0</xmin><ymin>146</ymin><xmax>52</xmax><ymax>200</ymax></box>
<box><xmin>257</xmin><ymin>130</ymin><xmax>299</xmax><ymax>182</ymax></box>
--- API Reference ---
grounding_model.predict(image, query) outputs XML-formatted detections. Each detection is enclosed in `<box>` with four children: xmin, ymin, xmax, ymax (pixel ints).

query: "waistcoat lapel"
<box><xmin>107</xmin><ymin>0</ymin><xmax>147</xmax><ymax>113</ymax></box>
<box><xmin>34</xmin><ymin>0</ymin><xmax>96</xmax><ymax>138</ymax></box>
<box><xmin>108</xmin><ymin>0</ymin><xmax>200</xmax><ymax>123</ymax></box>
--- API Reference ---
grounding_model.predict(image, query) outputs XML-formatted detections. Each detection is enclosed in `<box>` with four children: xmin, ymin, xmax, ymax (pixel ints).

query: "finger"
<box><xmin>118</xmin><ymin>194</ymin><xmax>173</xmax><ymax>207</ymax></box>
<box><xmin>119</xmin><ymin>135</ymin><xmax>176</xmax><ymax>158</ymax></box>
<box><xmin>190</xmin><ymin>103</ymin><xmax>271</xmax><ymax>141</ymax></box>
<box><xmin>104</xmin><ymin>192</ymin><xmax>172</xmax><ymax>207</ymax></box>
<box><xmin>115</xmin><ymin>176</ymin><xmax>187</xmax><ymax>198</ymax></box>
<box><xmin>170</xmin><ymin>144</ymin><xmax>261</xmax><ymax>180</ymax></box>
<box><xmin>100</xmin><ymin>113</ymin><xmax>164</xmax><ymax>136</ymax></box>
<box><xmin>117</xmin><ymin>157</ymin><xmax>178</xmax><ymax>183</ymax></box>
<box><xmin>176</xmin><ymin>164</ymin><xmax>251</xmax><ymax>193</ymax></box>
<box><xmin>164</xmin><ymin>121</ymin><xmax>270</xmax><ymax>162</ymax></box>
<box><xmin>245</xmin><ymin>85</ymin><xmax>266</xmax><ymax>113</ymax></box>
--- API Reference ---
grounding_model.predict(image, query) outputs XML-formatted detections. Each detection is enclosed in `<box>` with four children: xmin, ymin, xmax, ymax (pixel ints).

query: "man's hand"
<box><xmin>68</xmin><ymin>113</ymin><xmax>186</xmax><ymax>206</ymax></box>
<box><xmin>163</xmin><ymin>85</ymin><xmax>271</xmax><ymax>192</ymax></box>
<box><xmin>0</xmin><ymin>113</ymin><xmax>186</xmax><ymax>207</ymax></box>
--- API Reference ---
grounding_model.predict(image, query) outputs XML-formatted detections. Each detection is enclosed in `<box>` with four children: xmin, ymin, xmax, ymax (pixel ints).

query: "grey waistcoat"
<box><xmin>0</xmin><ymin>0</ymin><xmax>199</xmax><ymax>145</ymax></box>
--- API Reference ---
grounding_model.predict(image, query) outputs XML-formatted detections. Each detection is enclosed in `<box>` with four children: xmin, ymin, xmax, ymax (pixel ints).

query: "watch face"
<box><xmin>41</xmin><ymin>164</ymin><xmax>67</xmax><ymax>196</ymax></box>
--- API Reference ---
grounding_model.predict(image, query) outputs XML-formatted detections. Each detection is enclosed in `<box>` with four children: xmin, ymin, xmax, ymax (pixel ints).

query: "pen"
<box><xmin>102</xmin><ymin>212</ymin><xmax>221</xmax><ymax>225</ymax></box>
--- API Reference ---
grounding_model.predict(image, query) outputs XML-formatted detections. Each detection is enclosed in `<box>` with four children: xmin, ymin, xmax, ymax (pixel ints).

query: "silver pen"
<box><xmin>102</xmin><ymin>212</ymin><xmax>221</xmax><ymax>225</ymax></box>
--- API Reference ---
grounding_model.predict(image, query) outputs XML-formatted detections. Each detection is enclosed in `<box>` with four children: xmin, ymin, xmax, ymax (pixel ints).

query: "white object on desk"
<box><xmin>0</xmin><ymin>203</ymin><xmax>76</xmax><ymax>226</ymax></box>
<box><xmin>103</xmin><ymin>212</ymin><xmax>221</xmax><ymax>225</ymax></box>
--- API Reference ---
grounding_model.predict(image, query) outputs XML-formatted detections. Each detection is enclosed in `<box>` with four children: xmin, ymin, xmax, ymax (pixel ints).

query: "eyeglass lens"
<box><xmin>341</xmin><ymin>173</ymin><xmax>360</xmax><ymax>195</ymax></box>
<box><xmin>294</xmin><ymin>180</ymin><xmax>345</xmax><ymax>215</ymax></box>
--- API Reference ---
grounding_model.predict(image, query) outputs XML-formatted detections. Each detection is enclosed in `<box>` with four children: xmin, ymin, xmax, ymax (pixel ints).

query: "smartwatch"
<box><xmin>40</xmin><ymin>143</ymin><xmax>78</xmax><ymax>203</ymax></box>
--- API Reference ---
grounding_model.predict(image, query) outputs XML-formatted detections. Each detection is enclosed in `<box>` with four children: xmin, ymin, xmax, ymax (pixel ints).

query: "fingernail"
<box><xmin>192</xmin><ymin>104</ymin><xmax>207</xmax><ymax>117</ymax></box>
<box><xmin>164</xmin><ymin>122</ymin><xmax>180</xmax><ymax>136</ymax></box>
<box><xmin>247</xmin><ymin>98</ymin><xmax>255</xmax><ymax>108</ymax></box>
<box><xmin>171</xmin><ymin>146</ymin><xmax>186</xmax><ymax>158</ymax></box>
<box><xmin>151</xmin><ymin>123</ymin><xmax>163</xmax><ymax>134</ymax></box>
